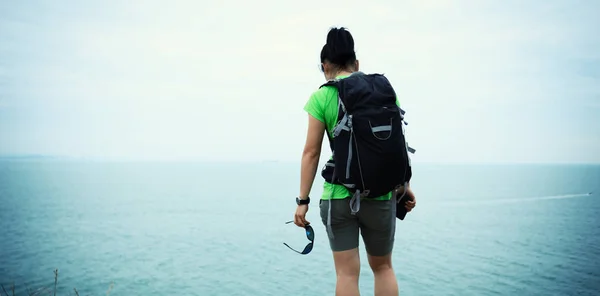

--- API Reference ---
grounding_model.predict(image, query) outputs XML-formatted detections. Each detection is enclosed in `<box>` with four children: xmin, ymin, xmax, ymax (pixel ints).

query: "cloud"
<box><xmin>0</xmin><ymin>0</ymin><xmax>599</xmax><ymax>163</ymax></box>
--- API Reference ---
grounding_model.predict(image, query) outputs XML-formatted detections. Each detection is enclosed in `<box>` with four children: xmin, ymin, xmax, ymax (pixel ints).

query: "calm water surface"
<box><xmin>0</xmin><ymin>161</ymin><xmax>599</xmax><ymax>295</ymax></box>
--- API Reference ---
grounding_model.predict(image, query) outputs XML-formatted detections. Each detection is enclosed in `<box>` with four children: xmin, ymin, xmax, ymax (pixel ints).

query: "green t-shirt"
<box><xmin>303</xmin><ymin>74</ymin><xmax>397</xmax><ymax>201</ymax></box>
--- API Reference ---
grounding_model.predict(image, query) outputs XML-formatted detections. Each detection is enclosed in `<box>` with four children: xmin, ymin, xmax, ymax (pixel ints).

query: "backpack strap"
<box><xmin>318</xmin><ymin>79</ymin><xmax>344</xmax><ymax>240</ymax></box>
<box><xmin>398</xmin><ymin>107</ymin><xmax>416</xmax><ymax>154</ymax></box>
<box><xmin>319</xmin><ymin>79</ymin><xmax>339</xmax><ymax>89</ymax></box>
<box><xmin>321</xmin><ymin>75</ymin><xmax>362</xmax><ymax>193</ymax></box>
<box><xmin>318</xmin><ymin>80</ymin><xmax>346</xmax><ymax>153</ymax></box>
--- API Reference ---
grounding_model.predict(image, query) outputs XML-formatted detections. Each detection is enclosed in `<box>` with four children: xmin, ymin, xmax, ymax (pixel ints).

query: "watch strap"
<box><xmin>296</xmin><ymin>196</ymin><xmax>310</xmax><ymax>205</ymax></box>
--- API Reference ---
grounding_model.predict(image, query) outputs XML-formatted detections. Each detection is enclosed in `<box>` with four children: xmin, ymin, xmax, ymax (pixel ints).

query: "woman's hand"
<box><xmin>404</xmin><ymin>188</ymin><xmax>416</xmax><ymax>212</ymax></box>
<box><xmin>294</xmin><ymin>205</ymin><xmax>310</xmax><ymax>227</ymax></box>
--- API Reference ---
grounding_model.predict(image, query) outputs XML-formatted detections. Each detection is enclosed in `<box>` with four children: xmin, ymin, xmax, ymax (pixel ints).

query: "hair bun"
<box><xmin>322</xmin><ymin>27</ymin><xmax>356</xmax><ymax>66</ymax></box>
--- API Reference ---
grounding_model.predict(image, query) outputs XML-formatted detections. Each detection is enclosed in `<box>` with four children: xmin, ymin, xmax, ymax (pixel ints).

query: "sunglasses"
<box><xmin>283</xmin><ymin>221</ymin><xmax>314</xmax><ymax>255</ymax></box>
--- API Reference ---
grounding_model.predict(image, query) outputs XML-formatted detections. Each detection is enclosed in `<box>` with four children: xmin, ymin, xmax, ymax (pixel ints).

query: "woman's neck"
<box><xmin>329</xmin><ymin>70</ymin><xmax>354</xmax><ymax>80</ymax></box>
<box><xmin>337</xmin><ymin>70</ymin><xmax>354</xmax><ymax>77</ymax></box>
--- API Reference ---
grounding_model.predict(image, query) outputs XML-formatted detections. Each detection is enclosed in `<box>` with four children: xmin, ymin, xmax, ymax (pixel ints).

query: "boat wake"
<box><xmin>487</xmin><ymin>193</ymin><xmax>592</xmax><ymax>204</ymax></box>
<box><xmin>435</xmin><ymin>193</ymin><xmax>594</xmax><ymax>207</ymax></box>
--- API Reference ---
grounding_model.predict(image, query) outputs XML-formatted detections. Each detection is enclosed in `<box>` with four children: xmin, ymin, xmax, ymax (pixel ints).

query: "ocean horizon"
<box><xmin>1</xmin><ymin>160</ymin><xmax>599</xmax><ymax>295</ymax></box>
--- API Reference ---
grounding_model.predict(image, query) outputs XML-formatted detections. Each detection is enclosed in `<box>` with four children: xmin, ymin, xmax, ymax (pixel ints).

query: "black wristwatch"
<box><xmin>296</xmin><ymin>196</ymin><xmax>310</xmax><ymax>205</ymax></box>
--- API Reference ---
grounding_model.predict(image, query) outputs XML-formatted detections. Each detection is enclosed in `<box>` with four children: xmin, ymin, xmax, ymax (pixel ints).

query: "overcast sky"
<box><xmin>1</xmin><ymin>0</ymin><xmax>598</xmax><ymax>163</ymax></box>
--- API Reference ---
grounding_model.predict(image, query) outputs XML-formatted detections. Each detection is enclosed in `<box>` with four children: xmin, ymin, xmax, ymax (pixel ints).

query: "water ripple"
<box><xmin>1</xmin><ymin>162</ymin><xmax>599</xmax><ymax>295</ymax></box>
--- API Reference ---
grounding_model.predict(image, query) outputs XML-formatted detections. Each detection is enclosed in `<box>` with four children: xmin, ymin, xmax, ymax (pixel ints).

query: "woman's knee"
<box><xmin>367</xmin><ymin>253</ymin><xmax>393</xmax><ymax>273</ymax></box>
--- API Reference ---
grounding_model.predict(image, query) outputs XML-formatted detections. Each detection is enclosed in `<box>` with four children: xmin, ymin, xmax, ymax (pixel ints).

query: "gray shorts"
<box><xmin>319</xmin><ymin>197</ymin><xmax>396</xmax><ymax>256</ymax></box>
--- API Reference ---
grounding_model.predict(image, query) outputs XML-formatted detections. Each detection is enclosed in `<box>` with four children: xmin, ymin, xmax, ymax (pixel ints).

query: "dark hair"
<box><xmin>320</xmin><ymin>27</ymin><xmax>356</xmax><ymax>69</ymax></box>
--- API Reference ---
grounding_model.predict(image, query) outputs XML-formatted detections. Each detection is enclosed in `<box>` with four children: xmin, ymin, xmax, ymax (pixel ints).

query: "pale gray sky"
<box><xmin>1</xmin><ymin>0</ymin><xmax>599</xmax><ymax>163</ymax></box>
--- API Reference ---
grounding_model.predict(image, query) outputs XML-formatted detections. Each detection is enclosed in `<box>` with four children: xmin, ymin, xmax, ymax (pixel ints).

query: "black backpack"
<box><xmin>320</xmin><ymin>72</ymin><xmax>415</xmax><ymax>199</ymax></box>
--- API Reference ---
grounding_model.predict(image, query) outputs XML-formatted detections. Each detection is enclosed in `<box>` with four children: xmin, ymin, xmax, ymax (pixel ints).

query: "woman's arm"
<box><xmin>298</xmin><ymin>114</ymin><xmax>325</xmax><ymax>199</ymax></box>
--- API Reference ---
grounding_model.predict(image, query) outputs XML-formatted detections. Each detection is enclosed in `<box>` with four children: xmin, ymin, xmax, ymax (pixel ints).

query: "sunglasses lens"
<box><xmin>302</xmin><ymin>242</ymin><xmax>314</xmax><ymax>254</ymax></box>
<box><xmin>306</xmin><ymin>226</ymin><xmax>314</xmax><ymax>241</ymax></box>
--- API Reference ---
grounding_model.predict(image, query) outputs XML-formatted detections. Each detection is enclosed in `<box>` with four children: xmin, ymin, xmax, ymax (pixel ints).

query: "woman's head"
<box><xmin>320</xmin><ymin>27</ymin><xmax>359</xmax><ymax>80</ymax></box>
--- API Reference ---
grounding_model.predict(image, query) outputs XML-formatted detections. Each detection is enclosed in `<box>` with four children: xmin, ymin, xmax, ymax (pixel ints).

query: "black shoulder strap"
<box><xmin>318</xmin><ymin>80</ymin><xmax>341</xmax><ymax>153</ymax></box>
<box><xmin>319</xmin><ymin>79</ymin><xmax>339</xmax><ymax>89</ymax></box>
<box><xmin>317</xmin><ymin>73</ymin><xmax>375</xmax><ymax>151</ymax></box>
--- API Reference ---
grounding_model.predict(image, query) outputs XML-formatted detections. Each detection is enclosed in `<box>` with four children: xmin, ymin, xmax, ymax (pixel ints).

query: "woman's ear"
<box><xmin>322</xmin><ymin>62</ymin><xmax>334</xmax><ymax>80</ymax></box>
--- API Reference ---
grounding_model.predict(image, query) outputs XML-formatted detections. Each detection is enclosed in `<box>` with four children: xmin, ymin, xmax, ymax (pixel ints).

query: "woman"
<box><xmin>293</xmin><ymin>27</ymin><xmax>416</xmax><ymax>296</ymax></box>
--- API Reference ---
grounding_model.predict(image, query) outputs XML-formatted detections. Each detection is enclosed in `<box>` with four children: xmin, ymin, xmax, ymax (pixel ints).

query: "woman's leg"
<box><xmin>333</xmin><ymin>248</ymin><xmax>361</xmax><ymax>296</ymax></box>
<box><xmin>320</xmin><ymin>198</ymin><xmax>361</xmax><ymax>296</ymax></box>
<box><xmin>367</xmin><ymin>253</ymin><xmax>398</xmax><ymax>296</ymax></box>
<box><xmin>358</xmin><ymin>199</ymin><xmax>399</xmax><ymax>296</ymax></box>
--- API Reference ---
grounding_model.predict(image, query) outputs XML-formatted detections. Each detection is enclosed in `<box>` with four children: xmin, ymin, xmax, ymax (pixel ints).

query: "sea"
<box><xmin>0</xmin><ymin>160</ymin><xmax>599</xmax><ymax>296</ymax></box>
